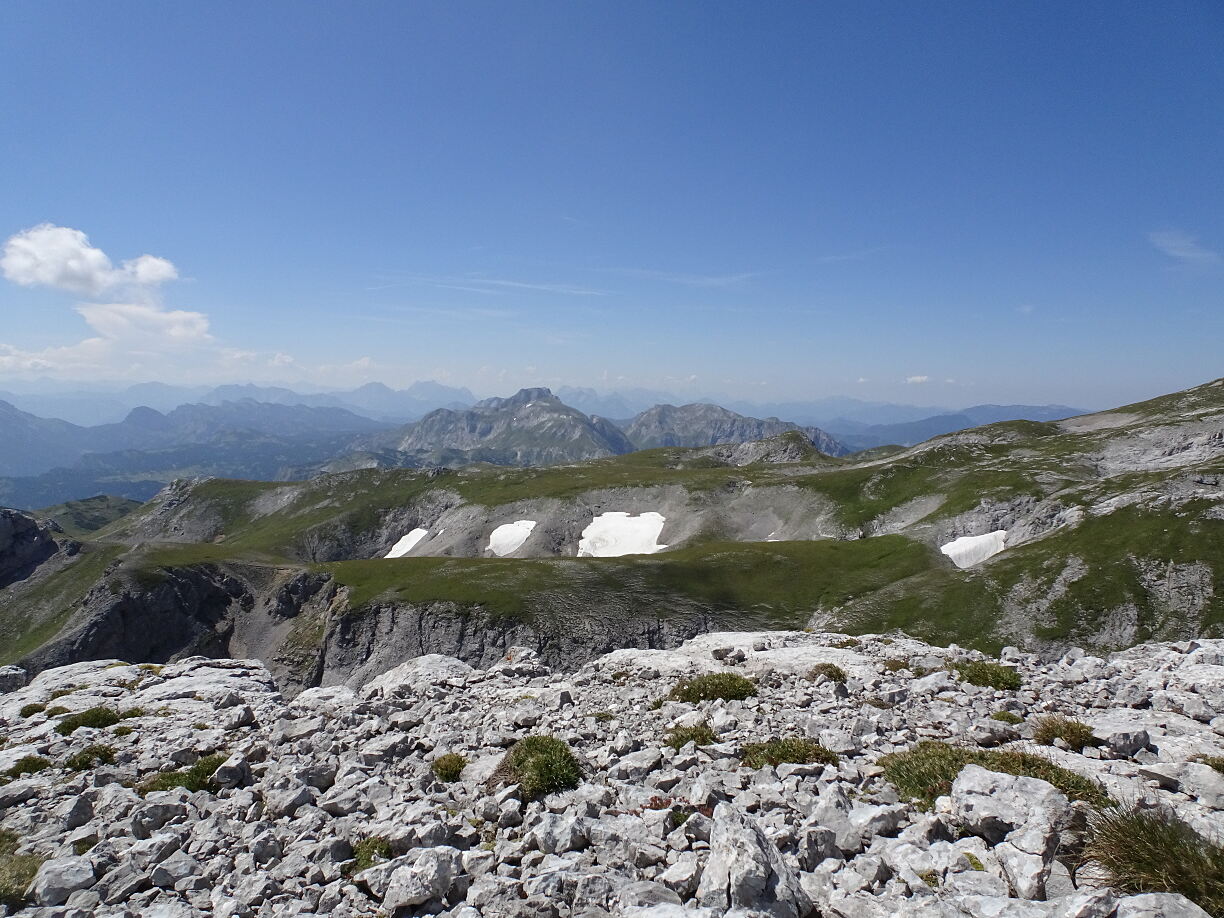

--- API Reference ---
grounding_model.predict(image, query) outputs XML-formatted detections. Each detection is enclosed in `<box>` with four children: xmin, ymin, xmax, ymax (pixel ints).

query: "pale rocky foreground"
<box><xmin>0</xmin><ymin>631</ymin><xmax>1223</xmax><ymax>918</ymax></box>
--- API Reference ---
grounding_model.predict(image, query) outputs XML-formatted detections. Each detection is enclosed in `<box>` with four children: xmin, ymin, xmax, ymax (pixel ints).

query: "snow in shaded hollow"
<box><xmin>384</xmin><ymin>528</ymin><xmax>428</xmax><ymax>558</ymax></box>
<box><xmin>486</xmin><ymin>520</ymin><xmax>537</xmax><ymax>556</ymax></box>
<box><xmin>577</xmin><ymin>511</ymin><xmax>668</xmax><ymax>557</ymax></box>
<box><xmin>941</xmin><ymin>530</ymin><xmax>1008</xmax><ymax>568</ymax></box>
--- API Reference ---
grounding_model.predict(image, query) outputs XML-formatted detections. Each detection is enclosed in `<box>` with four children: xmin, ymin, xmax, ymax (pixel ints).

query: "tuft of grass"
<box><xmin>741</xmin><ymin>737</ymin><xmax>838</xmax><ymax>770</ymax></box>
<box><xmin>496</xmin><ymin>735</ymin><xmax>581</xmax><ymax>799</ymax></box>
<box><xmin>591</xmin><ymin>711</ymin><xmax>615</xmax><ymax>722</ymax></box>
<box><xmin>808</xmin><ymin>662</ymin><xmax>847</xmax><ymax>683</ymax></box>
<box><xmin>47</xmin><ymin>688</ymin><xmax>76</xmax><ymax>700</ymax></box>
<box><xmin>1032</xmin><ymin>715</ymin><xmax>1099</xmax><ymax>752</ymax></box>
<box><xmin>113</xmin><ymin>725</ymin><xmax>134</xmax><ymax>737</ymax></box>
<box><xmin>18</xmin><ymin>703</ymin><xmax>45</xmax><ymax>718</ymax></box>
<box><xmin>71</xmin><ymin>839</ymin><xmax>96</xmax><ymax>856</ymax></box>
<box><xmin>964</xmin><ymin>852</ymin><xmax>985</xmax><ymax>871</ymax></box>
<box><xmin>666</xmin><ymin>723</ymin><xmax>717</xmax><ymax>751</ymax></box>
<box><xmin>668</xmin><ymin>673</ymin><xmax>757</xmax><ymax>704</ymax></box>
<box><xmin>1194</xmin><ymin>756</ymin><xmax>1224</xmax><ymax>776</ymax></box>
<box><xmin>990</xmin><ymin>710</ymin><xmax>1024</xmax><ymax>725</ymax></box>
<box><xmin>138</xmin><ymin>753</ymin><xmax>227</xmax><ymax>795</ymax></box>
<box><xmin>351</xmin><ymin>836</ymin><xmax>391</xmax><ymax>873</ymax></box>
<box><xmin>953</xmin><ymin>660</ymin><xmax>1022</xmax><ymax>691</ymax></box>
<box><xmin>55</xmin><ymin>706</ymin><xmax>121</xmax><ymax>736</ymax></box>
<box><xmin>44</xmin><ymin>706</ymin><xmax>70</xmax><ymax>717</ymax></box>
<box><xmin>65</xmin><ymin>744</ymin><xmax>116</xmax><ymax>772</ymax></box>
<box><xmin>881</xmin><ymin>659</ymin><xmax>907</xmax><ymax>673</ymax></box>
<box><xmin>829</xmin><ymin>638</ymin><xmax>860</xmax><ymax>649</ymax></box>
<box><xmin>879</xmin><ymin>740</ymin><xmax>1110</xmax><ymax>809</ymax></box>
<box><xmin>3</xmin><ymin>755</ymin><xmax>52</xmax><ymax>780</ymax></box>
<box><xmin>1081</xmin><ymin>805</ymin><xmax>1224</xmax><ymax>916</ymax></box>
<box><xmin>432</xmin><ymin>753</ymin><xmax>467</xmax><ymax>783</ymax></box>
<box><xmin>918</xmin><ymin>869</ymin><xmax>940</xmax><ymax>888</ymax></box>
<box><xmin>0</xmin><ymin>830</ymin><xmax>42</xmax><ymax>911</ymax></box>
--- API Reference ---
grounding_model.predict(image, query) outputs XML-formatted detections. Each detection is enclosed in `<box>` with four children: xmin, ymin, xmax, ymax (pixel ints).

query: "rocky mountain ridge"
<box><xmin>0</xmin><ymin>631</ymin><xmax>1221</xmax><ymax>917</ymax></box>
<box><xmin>623</xmin><ymin>404</ymin><xmax>844</xmax><ymax>456</ymax></box>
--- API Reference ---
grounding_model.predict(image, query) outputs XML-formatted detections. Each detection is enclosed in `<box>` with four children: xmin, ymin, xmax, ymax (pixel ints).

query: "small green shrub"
<box><xmin>881</xmin><ymin>659</ymin><xmax>907</xmax><ymax>673</ymax></box>
<box><xmin>666</xmin><ymin>723</ymin><xmax>717</xmax><ymax>750</ymax></box>
<box><xmin>1032</xmin><ymin>715</ymin><xmax>1098</xmax><ymax>752</ymax></box>
<box><xmin>1081</xmin><ymin>805</ymin><xmax>1224</xmax><ymax>916</ymax></box>
<box><xmin>879</xmin><ymin>740</ymin><xmax>1109</xmax><ymax>809</ymax></box>
<box><xmin>498</xmin><ymin>735</ymin><xmax>581</xmax><ymax>798</ymax></box>
<box><xmin>829</xmin><ymin>638</ymin><xmax>860</xmax><ymax>649</ymax></box>
<box><xmin>120</xmin><ymin>707</ymin><xmax>144</xmax><ymax>719</ymax></box>
<box><xmin>65</xmin><ymin>744</ymin><xmax>116</xmax><ymax>772</ymax></box>
<box><xmin>3</xmin><ymin>756</ymin><xmax>52</xmax><ymax>780</ymax></box>
<box><xmin>18</xmin><ymin>703</ymin><xmax>45</xmax><ymax>718</ymax></box>
<box><xmin>72</xmin><ymin>838</ymin><xmax>96</xmax><ymax>856</ymax></box>
<box><xmin>55</xmin><ymin>707</ymin><xmax>121</xmax><ymax>736</ymax></box>
<box><xmin>990</xmin><ymin>711</ymin><xmax>1024</xmax><ymax>725</ymax></box>
<box><xmin>0</xmin><ymin>829</ymin><xmax>42</xmax><ymax>910</ymax></box>
<box><xmin>44</xmin><ymin>706</ymin><xmax>71</xmax><ymax>717</ymax></box>
<box><xmin>432</xmin><ymin>753</ymin><xmax>467</xmax><ymax>783</ymax></box>
<box><xmin>138</xmin><ymin>753</ymin><xmax>226</xmax><ymax>795</ymax></box>
<box><xmin>741</xmin><ymin>737</ymin><xmax>838</xmax><ymax>770</ymax></box>
<box><xmin>668</xmin><ymin>673</ymin><xmax>757</xmax><ymax>703</ymax></box>
<box><xmin>808</xmin><ymin>663</ymin><xmax>847</xmax><ymax>683</ymax></box>
<box><xmin>592</xmin><ymin>711</ymin><xmax>615</xmax><ymax>722</ymax></box>
<box><xmin>953</xmin><ymin>660</ymin><xmax>1022</xmax><ymax>691</ymax></box>
<box><xmin>864</xmin><ymin>697</ymin><xmax>892</xmax><ymax>709</ymax></box>
<box><xmin>48</xmin><ymin>688</ymin><xmax>76</xmax><ymax>700</ymax></box>
<box><xmin>113</xmin><ymin>725</ymin><xmax>134</xmax><ymax>737</ymax></box>
<box><xmin>351</xmin><ymin>836</ymin><xmax>391</xmax><ymax>872</ymax></box>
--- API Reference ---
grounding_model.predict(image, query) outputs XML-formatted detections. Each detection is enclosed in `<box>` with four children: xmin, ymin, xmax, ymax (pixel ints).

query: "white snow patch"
<box><xmin>940</xmin><ymin>530</ymin><xmax>1008</xmax><ymax>569</ymax></box>
<box><xmin>578</xmin><ymin>511</ymin><xmax>669</xmax><ymax>557</ymax></box>
<box><xmin>487</xmin><ymin>520</ymin><xmax>537</xmax><ymax>557</ymax></box>
<box><xmin>385</xmin><ymin>528</ymin><xmax>429</xmax><ymax>558</ymax></box>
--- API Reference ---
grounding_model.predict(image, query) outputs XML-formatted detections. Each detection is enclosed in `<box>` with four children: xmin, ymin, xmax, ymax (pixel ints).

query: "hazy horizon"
<box><xmin>3</xmin><ymin>2</ymin><xmax>1221</xmax><ymax>410</ymax></box>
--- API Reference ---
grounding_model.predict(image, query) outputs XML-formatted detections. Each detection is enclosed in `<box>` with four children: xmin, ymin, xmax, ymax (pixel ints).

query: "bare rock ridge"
<box><xmin>624</xmin><ymin>402</ymin><xmax>846</xmax><ymax>456</ymax></box>
<box><xmin>0</xmin><ymin>509</ymin><xmax>65</xmax><ymax>589</ymax></box>
<box><xmin>0</xmin><ymin>631</ymin><xmax>1221</xmax><ymax>916</ymax></box>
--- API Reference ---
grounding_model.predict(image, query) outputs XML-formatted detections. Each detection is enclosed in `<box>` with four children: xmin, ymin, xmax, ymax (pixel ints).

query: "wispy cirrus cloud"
<box><xmin>814</xmin><ymin>245</ymin><xmax>890</xmax><ymax>265</ymax></box>
<box><xmin>1148</xmin><ymin>229</ymin><xmax>1220</xmax><ymax>265</ymax></box>
<box><xmin>605</xmin><ymin>268</ymin><xmax>756</xmax><ymax>288</ymax></box>
<box><xmin>370</xmin><ymin>274</ymin><xmax>608</xmax><ymax>296</ymax></box>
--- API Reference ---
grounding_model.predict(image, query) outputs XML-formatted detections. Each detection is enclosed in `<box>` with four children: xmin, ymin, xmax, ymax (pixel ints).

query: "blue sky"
<box><xmin>1</xmin><ymin>1</ymin><xmax>1221</xmax><ymax>409</ymax></box>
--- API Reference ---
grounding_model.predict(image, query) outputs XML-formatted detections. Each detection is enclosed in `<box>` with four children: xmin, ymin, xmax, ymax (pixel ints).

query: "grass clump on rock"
<box><xmin>1196</xmin><ymin>755</ymin><xmax>1224</xmax><ymax>776</ymax></box>
<box><xmin>432</xmin><ymin>753</ymin><xmax>468</xmax><ymax>783</ymax></box>
<box><xmin>808</xmin><ymin>663</ymin><xmax>847</xmax><ymax>683</ymax></box>
<box><xmin>741</xmin><ymin>737</ymin><xmax>838</xmax><ymax>770</ymax></box>
<box><xmin>953</xmin><ymin>660</ymin><xmax>1022</xmax><ymax>691</ymax></box>
<box><xmin>495</xmin><ymin>736</ymin><xmax>581</xmax><ymax>799</ymax></box>
<box><xmin>351</xmin><ymin>836</ymin><xmax>392</xmax><ymax>873</ymax></box>
<box><xmin>1081</xmin><ymin>804</ymin><xmax>1224</xmax><ymax>916</ymax></box>
<box><xmin>668</xmin><ymin>673</ymin><xmax>757</xmax><ymax>704</ymax></box>
<box><xmin>65</xmin><ymin>744</ymin><xmax>116</xmax><ymax>772</ymax></box>
<box><xmin>55</xmin><ymin>706</ymin><xmax>121</xmax><ymax>736</ymax></box>
<box><xmin>0</xmin><ymin>829</ymin><xmax>42</xmax><ymax>911</ymax></box>
<box><xmin>3</xmin><ymin>756</ymin><xmax>52</xmax><ymax>780</ymax></box>
<box><xmin>666</xmin><ymin>723</ymin><xmax>717</xmax><ymax>751</ymax></box>
<box><xmin>138</xmin><ymin>753</ymin><xmax>227</xmax><ymax>795</ymax></box>
<box><xmin>879</xmin><ymin>740</ymin><xmax>1109</xmax><ymax>809</ymax></box>
<box><xmin>990</xmin><ymin>711</ymin><xmax>1024</xmax><ymax>725</ymax></box>
<box><xmin>18</xmin><ymin>703</ymin><xmax>45</xmax><ymax>718</ymax></box>
<box><xmin>1032</xmin><ymin>715</ymin><xmax>1099</xmax><ymax>752</ymax></box>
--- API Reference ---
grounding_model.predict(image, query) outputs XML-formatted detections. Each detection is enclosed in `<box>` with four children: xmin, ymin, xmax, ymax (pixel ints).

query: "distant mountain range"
<box><xmin>0</xmin><ymin>380</ymin><xmax>1086</xmax><ymax>509</ymax></box>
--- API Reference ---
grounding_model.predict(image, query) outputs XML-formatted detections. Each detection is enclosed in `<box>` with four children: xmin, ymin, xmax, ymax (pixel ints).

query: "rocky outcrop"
<box><xmin>0</xmin><ymin>508</ymin><xmax>63</xmax><ymax>588</ymax></box>
<box><xmin>0</xmin><ymin>632</ymin><xmax>1222</xmax><ymax>916</ymax></box>
<box><xmin>623</xmin><ymin>403</ymin><xmax>847</xmax><ymax>456</ymax></box>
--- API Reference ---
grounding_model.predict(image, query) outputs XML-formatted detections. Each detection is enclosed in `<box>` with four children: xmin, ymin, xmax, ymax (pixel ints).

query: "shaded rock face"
<box><xmin>0</xmin><ymin>508</ymin><xmax>62</xmax><ymax>588</ymax></box>
<box><xmin>0</xmin><ymin>632</ymin><xmax>1222</xmax><ymax>917</ymax></box>
<box><xmin>623</xmin><ymin>402</ymin><xmax>847</xmax><ymax>456</ymax></box>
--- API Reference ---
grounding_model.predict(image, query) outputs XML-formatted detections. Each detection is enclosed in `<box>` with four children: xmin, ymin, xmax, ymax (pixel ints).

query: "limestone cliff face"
<box><xmin>0</xmin><ymin>509</ymin><xmax>63</xmax><ymax>588</ymax></box>
<box><xmin>624</xmin><ymin>402</ymin><xmax>847</xmax><ymax>456</ymax></box>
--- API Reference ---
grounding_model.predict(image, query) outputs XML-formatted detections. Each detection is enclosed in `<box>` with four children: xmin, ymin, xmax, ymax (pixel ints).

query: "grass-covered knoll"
<box><xmin>879</xmin><ymin>740</ymin><xmax>1110</xmax><ymax>809</ymax></box>
<box><xmin>1082</xmin><ymin>804</ymin><xmax>1224</xmax><ymax>915</ymax></box>
<box><xmin>741</xmin><ymin>737</ymin><xmax>838</xmax><ymax>770</ymax></box>
<box><xmin>668</xmin><ymin>673</ymin><xmax>758</xmax><ymax>703</ymax></box>
<box><xmin>36</xmin><ymin>495</ymin><xmax>143</xmax><ymax>538</ymax></box>
<box><xmin>325</xmin><ymin>535</ymin><xmax>935</xmax><ymax>621</ymax></box>
<box><xmin>0</xmin><ymin>542</ymin><xmax>125</xmax><ymax>665</ymax></box>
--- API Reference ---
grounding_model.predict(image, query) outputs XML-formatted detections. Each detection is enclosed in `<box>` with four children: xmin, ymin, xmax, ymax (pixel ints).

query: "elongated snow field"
<box><xmin>577</xmin><ymin>511</ymin><xmax>668</xmax><ymax>557</ymax></box>
<box><xmin>385</xmin><ymin>528</ymin><xmax>429</xmax><ymax>558</ymax></box>
<box><xmin>940</xmin><ymin>530</ymin><xmax>1008</xmax><ymax>568</ymax></box>
<box><xmin>486</xmin><ymin>520</ymin><xmax>537</xmax><ymax>556</ymax></box>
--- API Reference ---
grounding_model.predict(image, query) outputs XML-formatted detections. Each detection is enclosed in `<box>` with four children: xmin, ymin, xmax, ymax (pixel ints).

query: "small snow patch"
<box><xmin>385</xmin><ymin>528</ymin><xmax>429</xmax><ymax>558</ymax></box>
<box><xmin>487</xmin><ymin>520</ymin><xmax>537</xmax><ymax>556</ymax></box>
<box><xmin>578</xmin><ymin>512</ymin><xmax>668</xmax><ymax>557</ymax></box>
<box><xmin>940</xmin><ymin>530</ymin><xmax>1007</xmax><ymax>569</ymax></box>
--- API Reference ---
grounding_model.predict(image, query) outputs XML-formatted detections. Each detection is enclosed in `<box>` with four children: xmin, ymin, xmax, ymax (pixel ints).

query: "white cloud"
<box><xmin>610</xmin><ymin>268</ymin><xmax>755</xmax><ymax>288</ymax></box>
<box><xmin>906</xmin><ymin>375</ymin><xmax>929</xmax><ymax>384</ymax></box>
<box><xmin>1</xmin><ymin>224</ymin><xmax>178</xmax><ymax>296</ymax></box>
<box><xmin>76</xmin><ymin>302</ymin><xmax>210</xmax><ymax>343</ymax></box>
<box><xmin>1148</xmin><ymin>229</ymin><xmax>1220</xmax><ymax>265</ymax></box>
